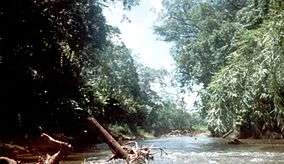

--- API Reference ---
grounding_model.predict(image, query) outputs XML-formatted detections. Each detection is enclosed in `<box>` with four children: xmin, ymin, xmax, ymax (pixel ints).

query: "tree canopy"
<box><xmin>0</xmin><ymin>0</ymin><xmax>141</xmax><ymax>135</ymax></box>
<box><xmin>156</xmin><ymin>0</ymin><xmax>284</xmax><ymax>138</ymax></box>
<box><xmin>0</xmin><ymin>0</ymin><xmax>194</xmax><ymax>139</ymax></box>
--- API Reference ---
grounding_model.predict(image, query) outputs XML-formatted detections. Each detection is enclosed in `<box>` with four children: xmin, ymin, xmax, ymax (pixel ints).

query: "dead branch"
<box><xmin>40</xmin><ymin>133</ymin><xmax>72</xmax><ymax>151</ymax></box>
<box><xmin>36</xmin><ymin>133</ymin><xmax>73</xmax><ymax>164</ymax></box>
<box><xmin>37</xmin><ymin>151</ymin><xmax>61</xmax><ymax>164</ymax></box>
<box><xmin>148</xmin><ymin>147</ymin><xmax>168</xmax><ymax>156</ymax></box>
<box><xmin>107</xmin><ymin>141</ymin><xmax>154</xmax><ymax>163</ymax></box>
<box><xmin>0</xmin><ymin>157</ymin><xmax>17</xmax><ymax>164</ymax></box>
<box><xmin>0</xmin><ymin>143</ymin><xmax>29</xmax><ymax>159</ymax></box>
<box><xmin>227</xmin><ymin>138</ymin><xmax>242</xmax><ymax>145</ymax></box>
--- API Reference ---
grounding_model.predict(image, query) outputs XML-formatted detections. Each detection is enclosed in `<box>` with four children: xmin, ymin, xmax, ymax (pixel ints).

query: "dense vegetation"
<box><xmin>2</xmin><ymin>0</ymin><xmax>282</xmax><ymax>142</ymax></box>
<box><xmin>156</xmin><ymin>0</ymin><xmax>284</xmax><ymax>138</ymax></box>
<box><xmin>0</xmin><ymin>0</ymin><xmax>193</xmax><ymax>141</ymax></box>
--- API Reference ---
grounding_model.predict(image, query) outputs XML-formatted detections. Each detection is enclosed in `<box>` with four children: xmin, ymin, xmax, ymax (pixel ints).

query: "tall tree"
<box><xmin>156</xmin><ymin>0</ymin><xmax>284</xmax><ymax>137</ymax></box>
<box><xmin>155</xmin><ymin>0</ymin><xmax>246</xmax><ymax>87</ymax></box>
<box><xmin>0</xmin><ymin>0</ymin><xmax>138</xmax><ymax>136</ymax></box>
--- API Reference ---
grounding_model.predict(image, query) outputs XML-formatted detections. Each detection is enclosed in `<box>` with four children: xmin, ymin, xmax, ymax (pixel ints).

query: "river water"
<box><xmin>66</xmin><ymin>136</ymin><xmax>284</xmax><ymax>164</ymax></box>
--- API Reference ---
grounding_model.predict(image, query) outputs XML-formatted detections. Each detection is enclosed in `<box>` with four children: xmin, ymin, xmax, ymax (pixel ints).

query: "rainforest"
<box><xmin>0</xmin><ymin>0</ymin><xmax>283</xmax><ymax>163</ymax></box>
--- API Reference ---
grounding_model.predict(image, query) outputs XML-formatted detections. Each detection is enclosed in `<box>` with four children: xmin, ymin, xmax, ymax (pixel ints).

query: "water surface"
<box><xmin>73</xmin><ymin>136</ymin><xmax>284</xmax><ymax>164</ymax></box>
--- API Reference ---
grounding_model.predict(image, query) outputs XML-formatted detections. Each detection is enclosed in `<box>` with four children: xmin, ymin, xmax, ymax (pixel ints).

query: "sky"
<box><xmin>103</xmin><ymin>0</ymin><xmax>175</xmax><ymax>71</ymax></box>
<box><xmin>103</xmin><ymin>0</ymin><xmax>199</xmax><ymax>110</ymax></box>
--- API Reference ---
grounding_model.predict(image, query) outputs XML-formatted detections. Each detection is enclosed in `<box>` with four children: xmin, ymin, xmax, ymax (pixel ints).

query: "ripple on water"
<box><xmin>85</xmin><ymin>137</ymin><xmax>284</xmax><ymax>164</ymax></box>
<box><xmin>85</xmin><ymin>151</ymin><xmax>284</xmax><ymax>164</ymax></box>
<box><xmin>147</xmin><ymin>151</ymin><xmax>284</xmax><ymax>164</ymax></box>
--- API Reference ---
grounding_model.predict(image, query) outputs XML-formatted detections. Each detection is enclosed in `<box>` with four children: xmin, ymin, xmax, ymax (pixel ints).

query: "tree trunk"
<box><xmin>86</xmin><ymin>117</ymin><xmax>128</xmax><ymax>159</ymax></box>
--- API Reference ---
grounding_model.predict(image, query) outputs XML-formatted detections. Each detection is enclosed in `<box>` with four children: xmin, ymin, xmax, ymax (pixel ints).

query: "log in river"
<box><xmin>17</xmin><ymin>136</ymin><xmax>284</xmax><ymax>163</ymax></box>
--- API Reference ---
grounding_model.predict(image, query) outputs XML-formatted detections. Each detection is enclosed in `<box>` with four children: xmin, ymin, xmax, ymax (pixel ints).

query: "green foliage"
<box><xmin>0</xmin><ymin>0</ymin><xmax>141</xmax><ymax>136</ymax></box>
<box><xmin>0</xmin><ymin>0</ymin><xmax>210</xmax><ymax>138</ymax></box>
<box><xmin>81</xmin><ymin>41</ymin><xmax>147</xmax><ymax>127</ymax></box>
<box><xmin>155</xmin><ymin>0</ymin><xmax>246</xmax><ymax>87</ymax></box>
<box><xmin>146</xmin><ymin>100</ymin><xmax>193</xmax><ymax>136</ymax></box>
<box><xmin>202</xmin><ymin>5</ymin><xmax>284</xmax><ymax>135</ymax></box>
<box><xmin>0</xmin><ymin>0</ymin><xmax>108</xmax><ymax>134</ymax></box>
<box><xmin>157</xmin><ymin>0</ymin><xmax>284</xmax><ymax>137</ymax></box>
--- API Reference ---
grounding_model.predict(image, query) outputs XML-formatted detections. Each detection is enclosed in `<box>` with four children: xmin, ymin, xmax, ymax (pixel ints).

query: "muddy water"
<box><xmin>61</xmin><ymin>136</ymin><xmax>284</xmax><ymax>163</ymax></box>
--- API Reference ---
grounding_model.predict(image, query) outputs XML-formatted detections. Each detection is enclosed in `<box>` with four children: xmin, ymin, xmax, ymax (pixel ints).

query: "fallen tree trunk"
<box><xmin>1</xmin><ymin>117</ymin><xmax>151</xmax><ymax>163</ymax></box>
<box><xmin>86</xmin><ymin>117</ymin><xmax>129</xmax><ymax>160</ymax></box>
<box><xmin>222</xmin><ymin>129</ymin><xmax>234</xmax><ymax>138</ymax></box>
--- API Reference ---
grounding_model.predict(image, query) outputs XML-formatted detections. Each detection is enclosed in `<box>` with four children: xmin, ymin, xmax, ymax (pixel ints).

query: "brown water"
<box><xmin>22</xmin><ymin>136</ymin><xmax>284</xmax><ymax>163</ymax></box>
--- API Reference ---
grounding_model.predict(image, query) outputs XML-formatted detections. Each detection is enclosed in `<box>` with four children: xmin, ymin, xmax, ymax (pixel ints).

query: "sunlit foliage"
<box><xmin>157</xmin><ymin>0</ymin><xmax>284</xmax><ymax>137</ymax></box>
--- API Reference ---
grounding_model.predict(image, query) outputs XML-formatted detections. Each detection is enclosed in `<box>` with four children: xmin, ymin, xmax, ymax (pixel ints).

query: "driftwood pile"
<box><xmin>36</xmin><ymin>133</ymin><xmax>72</xmax><ymax>164</ymax></box>
<box><xmin>0</xmin><ymin>133</ymin><xmax>71</xmax><ymax>164</ymax></box>
<box><xmin>108</xmin><ymin>141</ymin><xmax>154</xmax><ymax>163</ymax></box>
<box><xmin>86</xmin><ymin>117</ymin><xmax>157</xmax><ymax>163</ymax></box>
<box><xmin>0</xmin><ymin>117</ymin><xmax>156</xmax><ymax>164</ymax></box>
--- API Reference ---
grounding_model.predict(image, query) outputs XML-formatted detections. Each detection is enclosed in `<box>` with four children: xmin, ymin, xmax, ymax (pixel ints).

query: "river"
<box><xmin>61</xmin><ymin>136</ymin><xmax>284</xmax><ymax>164</ymax></box>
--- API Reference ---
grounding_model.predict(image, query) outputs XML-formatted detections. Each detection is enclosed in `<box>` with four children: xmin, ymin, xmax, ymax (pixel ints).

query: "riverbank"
<box><xmin>238</xmin><ymin>139</ymin><xmax>284</xmax><ymax>145</ymax></box>
<box><xmin>158</xmin><ymin>129</ymin><xmax>210</xmax><ymax>138</ymax></box>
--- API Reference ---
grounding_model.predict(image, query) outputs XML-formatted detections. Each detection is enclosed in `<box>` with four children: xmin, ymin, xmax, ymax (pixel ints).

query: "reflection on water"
<box><xmin>84</xmin><ymin>136</ymin><xmax>284</xmax><ymax>164</ymax></box>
